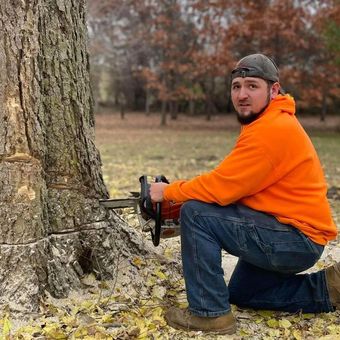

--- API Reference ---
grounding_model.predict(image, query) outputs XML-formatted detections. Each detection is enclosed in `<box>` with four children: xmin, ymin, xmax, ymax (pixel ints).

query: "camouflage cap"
<box><xmin>231</xmin><ymin>54</ymin><xmax>279</xmax><ymax>83</ymax></box>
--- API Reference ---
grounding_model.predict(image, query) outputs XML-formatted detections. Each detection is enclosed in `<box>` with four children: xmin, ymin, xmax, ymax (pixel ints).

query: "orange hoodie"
<box><xmin>164</xmin><ymin>94</ymin><xmax>337</xmax><ymax>245</ymax></box>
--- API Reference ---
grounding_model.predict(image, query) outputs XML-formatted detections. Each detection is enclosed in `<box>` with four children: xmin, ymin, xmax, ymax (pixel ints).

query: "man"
<box><xmin>150</xmin><ymin>54</ymin><xmax>339</xmax><ymax>335</ymax></box>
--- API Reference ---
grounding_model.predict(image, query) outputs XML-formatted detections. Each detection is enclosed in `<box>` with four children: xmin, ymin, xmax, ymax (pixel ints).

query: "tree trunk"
<box><xmin>0</xmin><ymin>0</ymin><xmax>147</xmax><ymax>313</ymax></box>
<box><xmin>189</xmin><ymin>100</ymin><xmax>195</xmax><ymax>116</ymax></box>
<box><xmin>145</xmin><ymin>88</ymin><xmax>151</xmax><ymax>116</ymax></box>
<box><xmin>205</xmin><ymin>97</ymin><xmax>217</xmax><ymax>121</ymax></box>
<box><xmin>161</xmin><ymin>100</ymin><xmax>167</xmax><ymax>126</ymax></box>
<box><xmin>170</xmin><ymin>101</ymin><xmax>178</xmax><ymax>120</ymax></box>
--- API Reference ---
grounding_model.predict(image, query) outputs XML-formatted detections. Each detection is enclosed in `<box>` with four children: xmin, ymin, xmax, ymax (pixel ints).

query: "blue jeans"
<box><xmin>180</xmin><ymin>200</ymin><xmax>333</xmax><ymax>317</ymax></box>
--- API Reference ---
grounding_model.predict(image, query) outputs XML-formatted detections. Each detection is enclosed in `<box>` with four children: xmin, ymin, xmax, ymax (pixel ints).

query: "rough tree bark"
<box><xmin>0</xmin><ymin>0</ymin><xmax>147</xmax><ymax>313</ymax></box>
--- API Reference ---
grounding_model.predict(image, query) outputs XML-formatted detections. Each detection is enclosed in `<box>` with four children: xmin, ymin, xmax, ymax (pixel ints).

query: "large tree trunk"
<box><xmin>0</xmin><ymin>0</ymin><xmax>145</xmax><ymax>313</ymax></box>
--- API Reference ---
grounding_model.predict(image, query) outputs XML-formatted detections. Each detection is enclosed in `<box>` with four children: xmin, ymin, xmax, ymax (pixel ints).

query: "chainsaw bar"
<box><xmin>99</xmin><ymin>175</ymin><xmax>181</xmax><ymax>246</ymax></box>
<box><xmin>99</xmin><ymin>198</ymin><xmax>139</xmax><ymax>210</ymax></box>
<box><xmin>99</xmin><ymin>197</ymin><xmax>180</xmax><ymax>242</ymax></box>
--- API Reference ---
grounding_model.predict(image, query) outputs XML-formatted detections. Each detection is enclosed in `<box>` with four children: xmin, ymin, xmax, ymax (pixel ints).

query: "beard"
<box><xmin>236</xmin><ymin>110</ymin><xmax>263</xmax><ymax>125</ymax></box>
<box><xmin>236</xmin><ymin>91</ymin><xmax>271</xmax><ymax>125</ymax></box>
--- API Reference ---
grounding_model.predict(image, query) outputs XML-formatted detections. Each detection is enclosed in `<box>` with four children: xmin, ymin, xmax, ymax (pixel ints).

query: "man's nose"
<box><xmin>238</xmin><ymin>86</ymin><xmax>248</xmax><ymax>100</ymax></box>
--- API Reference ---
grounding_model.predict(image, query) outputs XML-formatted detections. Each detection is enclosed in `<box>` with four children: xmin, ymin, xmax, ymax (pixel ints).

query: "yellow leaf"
<box><xmin>283</xmin><ymin>328</ymin><xmax>291</xmax><ymax>338</ymax></box>
<box><xmin>60</xmin><ymin>315</ymin><xmax>77</xmax><ymax>327</ymax></box>
<box><xmin>239</xmin><ymin>328</ymin><xmax>250</xmax><ymax>336</ymax></box>
<box><xmin>2</xmin><ymin>313</ymin><xmax>11</xmax><ymax>338</ymax></box>
<box><xmin>327</xmin><ymin>324</ymin><xmax>340</xmax><ymax>335</ymax></box>
<box><xmin>279</xmin><ymin>319</ymin><xmax>292</xmax><ymax>328</ymax></box>
<box><xmin>132</xmin><ymin>256</ymin><xmax>145</xmax><ymax>268</ymax></box>
<box><xmin>292</xmin><ymin>329</ymin><xmax>302</xmax><ymax>340</ymax></box>
<box><xmin>154</xmin><ymin>269</ymin><xmax>167</xmax><ymax>280</ymax></box>
<box><xmin>134</xmin><ymin>317</ymin><xmax>148</xmax><ymax>337</ymax></box>
<box><xmin>73</xmin><ymin>325</ymin><xmax>88</xmax><ymax>337</ymax></box>
<box><xmin>177</xmin><ymin>301</ymin><xmax>188</xmax><ymax>309</ymax></box>
<box><xmin>163</xmin><ymin>247</ymin><xmax>174</xmax><ymax>259</ymax></box>
<box><xmin>79</xmin><ymin>300</ymin><xmax>94</xmax><ymax>311</ymax></box>
<box><xmin>152</xmin><ymin>307</ymin><xmax>163</xmax><ymax>319</ymax></box>
<box><xmin>268</xmin><ymin>329</ymin><xmax>281</xmax><ymax>337</ymax></box>
<box><xmin>146</xmin><ymin>276</ymin><xmax>157</xmax><ymax>287</ymax></box>
<box><xmin>42</xmin><ymin>324</ymin><xmax>68</xmax><ymax>339</ymax></box>
<box><xmin>258</xmin><ymin>310</ymin><xmax>274</xmax><ymax>318</ymax></box>
<box><xmin>151</xmin><ymin>307</ymin><xmax>165</xmax><ymax>326</ymax></box>
<box><xmin>152</xmin><ymin>286</ymin><xmax>166</xmax><ymax>300</ymax></box>
<box><xmin>102</xmin><ymin>314</ymin><xmax>115</xmax><ymax>323</ymax></box>
<box><xmin>14</xmin><ymin>325</ymin><xmax>41</xmax><ymax>336</ymax></box>
<box><xmin>267</xmin><ymin>318</ymin><xmax>279</xmax><ymax>328</ymax></box>
<box><xmin>255</xmin><ymin>317</ymin><xmax>264</xmax><ymax>324</ymax></box>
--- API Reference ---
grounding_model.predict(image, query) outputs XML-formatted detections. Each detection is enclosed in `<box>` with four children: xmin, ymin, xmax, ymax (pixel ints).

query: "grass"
<box><xmin>311</xmin><ymin>132</ymin><xmax>340</xmax><ymax>188</ymax></box>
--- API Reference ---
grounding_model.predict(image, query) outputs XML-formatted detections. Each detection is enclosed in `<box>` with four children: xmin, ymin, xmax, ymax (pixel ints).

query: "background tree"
<box><xmin>137</xmin><ymin>0</ymin><xmax>202</xmax><ymax>125</ymax></box>
<box><xmin>87</xmin><ymin>0</ymin><xmax>339</xmax><ymax>121</ymax></box>
<box><xmin>88</xmin><ymin>0</ymin><xmax>148</xmax><ymax>112</ymax></box>
<box><xmin>0</xmin><ymin>0</ymin><xmax>147</xmax><ymax>312</ymax></box>
<box><xmin>306</xmin><ymin>0</ymin><xmax>340</xmax><ymax>120</ymax></box>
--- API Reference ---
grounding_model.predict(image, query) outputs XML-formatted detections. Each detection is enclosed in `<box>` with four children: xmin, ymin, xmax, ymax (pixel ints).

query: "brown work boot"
<box><xmin>325</xmin><ymin>262</ymin><xmax>340</xmax><ymax>309</ymax></box>
<box><xmin>165</xmin><ymin>307</ymin><xmax>236</xmax><ymax>334</ymax></box>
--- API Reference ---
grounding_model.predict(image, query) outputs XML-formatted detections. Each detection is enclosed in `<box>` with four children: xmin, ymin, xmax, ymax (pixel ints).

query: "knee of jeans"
<box><xmin>180</xmin><ymin>200</ymin><xmax>195</xmax><ymax>223</ymax></box>
<box><xmin>180</xmin><ymin>200</ymin><xmax>205</xmax><ymax>222</ymax></box>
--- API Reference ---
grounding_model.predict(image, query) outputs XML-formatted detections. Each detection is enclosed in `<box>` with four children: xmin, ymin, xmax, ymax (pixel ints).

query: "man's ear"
<box><xmin>271</xmin><ymin>82</ymin><xmax>280</xmax><ymax>99</ymax></box>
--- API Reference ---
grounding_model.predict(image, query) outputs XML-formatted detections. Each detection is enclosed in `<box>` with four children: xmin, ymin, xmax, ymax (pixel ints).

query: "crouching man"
<box><xmin>150</xmin><ymin>54</ymin><xmax>339</xmax><ymax>335</ymax></box>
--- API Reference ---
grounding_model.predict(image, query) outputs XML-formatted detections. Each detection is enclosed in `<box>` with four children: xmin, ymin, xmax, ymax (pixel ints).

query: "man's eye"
<box><xmin>249</xmin><ymin>84</ymin><xmax>257</xmax><ymax>89</ymax></box>
<box><xmin>232</xmin><ymin>85</ymin><xmax>240</xmax><ymax>90</ymax></box>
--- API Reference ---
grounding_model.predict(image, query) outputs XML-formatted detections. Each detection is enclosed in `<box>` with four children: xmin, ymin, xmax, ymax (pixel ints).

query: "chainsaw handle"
<box><xmin>152</xmin><ymin>176</ymin><xmax>166</xmax><ymax>246</ymax></box>
<box><xmin>139</xmin><ymin>175</ymin><xmax>169</xmax><ymax>246</ymax></box>
<box><xmin>139</xmin><ymin>175</ymin><xmax>154</xmax><ymax>218</ymax></box>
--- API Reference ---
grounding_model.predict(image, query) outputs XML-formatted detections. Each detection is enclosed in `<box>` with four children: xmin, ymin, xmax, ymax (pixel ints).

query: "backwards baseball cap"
<box><xmin>231</xmin><ymin>53</ymin><xmax>279</xmax><ymax>83</ymax></box>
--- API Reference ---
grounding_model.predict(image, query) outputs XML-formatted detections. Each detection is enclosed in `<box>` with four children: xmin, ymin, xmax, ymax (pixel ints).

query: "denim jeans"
<box><xmin>180</xmin><ymin>200</ymin><xmax>333</xmax><ymax>317</ymax></box>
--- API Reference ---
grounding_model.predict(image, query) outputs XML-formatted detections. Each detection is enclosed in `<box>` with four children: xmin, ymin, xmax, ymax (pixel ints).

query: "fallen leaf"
<box><xmin>279</xmin><ymin>319</ymin><xmax>292</xmax><ymax>328</ymax></box>
<box><xmin>154</xmin><ymin>269</ymin><xmax>167</xmax><ymax>280</ymax></box>
<box><xmin>132</xmin><ymin>257</ymin><xmax>145</xmax><ymax>268</ymax></box>
<box><xmin>292</xmin><ymin>329</ymin><xmax>302</xmax><ymax>340</ymax></box>
<box><xmin>267</xmin><ymin>318</ymin><xmax>279</xmax><ymax>328</ymax></box>
<box><xmin>2</xmin><ymin>313</ymin><xmax>11</xmax><ymax>338</ymax></box>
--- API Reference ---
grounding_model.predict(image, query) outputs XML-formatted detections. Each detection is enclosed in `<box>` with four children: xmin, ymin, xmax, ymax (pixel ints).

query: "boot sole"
<box><xmin>166</xmin><ymin>317</ymin><xmax>237</xmax><ymax>335</ymax></box>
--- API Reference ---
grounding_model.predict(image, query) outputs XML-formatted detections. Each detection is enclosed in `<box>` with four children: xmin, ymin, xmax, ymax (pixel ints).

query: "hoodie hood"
<box><xmin>266</xmin><ymin>94</ymin><xmax>296</xmax><ymax>116</ymax></box>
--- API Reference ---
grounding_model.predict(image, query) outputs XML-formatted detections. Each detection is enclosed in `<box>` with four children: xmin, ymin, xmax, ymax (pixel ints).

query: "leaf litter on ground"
<box><xmin>1</xmin><ymin>113</ymin><xmax>340</xmax><ymax>339</ymax></box>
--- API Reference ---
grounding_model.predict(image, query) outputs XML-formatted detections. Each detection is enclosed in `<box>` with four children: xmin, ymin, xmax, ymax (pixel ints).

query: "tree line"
<box><xmin>88</xmin><ymin>0</ymin><xmax>340</xmax><ymax>124</ymax></box>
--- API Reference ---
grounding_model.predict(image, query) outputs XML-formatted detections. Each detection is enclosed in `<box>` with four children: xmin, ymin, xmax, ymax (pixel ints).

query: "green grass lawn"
<box><xmin>98</xmin><ymin>128</ymin><xmax>237</xmax><ymax>197</ymax></box>
<box><xmin>311</xmin><ymin>131</ymin><xmax>340</xmax><ymax>188</ymax></box>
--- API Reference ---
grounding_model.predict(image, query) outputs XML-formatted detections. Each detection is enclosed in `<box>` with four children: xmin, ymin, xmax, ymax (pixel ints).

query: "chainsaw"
<box><xmin>99</xmin><ymin>175</ymin><xmax>182</xmax><ymax>246</ymax></box>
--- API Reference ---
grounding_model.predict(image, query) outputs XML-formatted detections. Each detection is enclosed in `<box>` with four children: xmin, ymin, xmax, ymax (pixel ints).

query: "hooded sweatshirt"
<box><xmin>164</xmin><ymin>94</ymin><xmax>337</xmax><ymax>245</ymax></box>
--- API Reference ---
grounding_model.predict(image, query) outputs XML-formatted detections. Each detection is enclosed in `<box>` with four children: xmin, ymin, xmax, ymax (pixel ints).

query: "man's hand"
<box><xmin>150</xmin><ymin>182</ymin><xmax>169</xmax><ymax>202</ymax></box>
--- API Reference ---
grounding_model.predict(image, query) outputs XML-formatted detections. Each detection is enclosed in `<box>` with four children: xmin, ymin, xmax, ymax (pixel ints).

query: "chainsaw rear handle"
<box><xmin>139</xmin><ymin>175</ymin><xmax>169</xmax><ymax>246</ymax></box>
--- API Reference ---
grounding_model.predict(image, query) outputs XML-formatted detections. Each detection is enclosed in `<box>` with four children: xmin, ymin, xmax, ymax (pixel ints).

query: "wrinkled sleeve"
<box><xmin>163</xmin><ymin>137</ymin><xmax>276</xmax><ymax>205</ymax></box>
